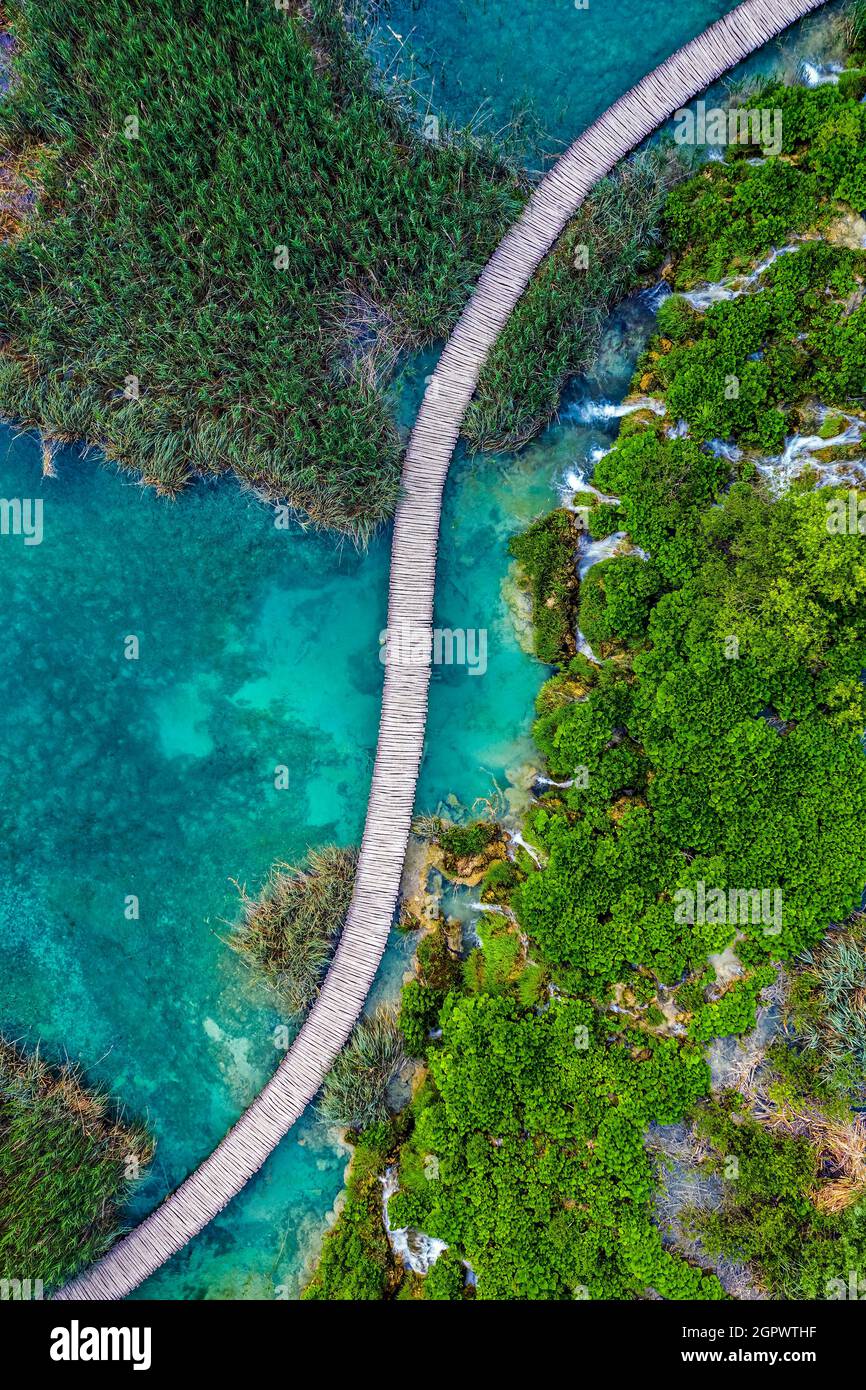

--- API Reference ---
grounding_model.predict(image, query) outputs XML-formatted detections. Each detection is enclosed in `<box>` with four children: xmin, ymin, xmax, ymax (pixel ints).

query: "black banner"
<box><xmin>2</xmin><ymin>1296</ymin><xmax>861</xmax><ymax>1376</ymax></box>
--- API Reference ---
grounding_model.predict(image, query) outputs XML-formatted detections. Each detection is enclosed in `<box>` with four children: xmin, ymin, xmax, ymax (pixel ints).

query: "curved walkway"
<box><xmin>56</xmin><ymin>0</ymin><xmax>827</xmax><ymax>1300</ymax></box>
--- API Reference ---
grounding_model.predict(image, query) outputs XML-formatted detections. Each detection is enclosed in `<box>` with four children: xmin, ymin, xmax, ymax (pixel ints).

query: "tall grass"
<box><xmin>319</xmin><ymin>1008</ymin><xmax>405</xmax><ymax>1130</ymax></box>
<box><xmin>844</xmin><ymin>0</ymin><xmax>866</xmax><ymax>55</ymax></box>
<box><xmin>795</xmin><ymin>919</ymin><xmax>866</xmax><ymax>1096</ymax></box>
<box><xmin>0</xmin><ymin>0</ymin><xmax>526</xmax><ymax>540</ymax></box>
<box><xmin>230</xmin><ymin>845</ymin><xmax>357</xmax><ymax>1015</ymax></box>
<box><xmin>0</xmin><ymin>1038</ymin><xmax>153</xmax><ymax>1292</ymax></box>
<box><xmin>463</xmin><ymin>145</ymin><xmax>691</xmax><ymax>452</ymax></box>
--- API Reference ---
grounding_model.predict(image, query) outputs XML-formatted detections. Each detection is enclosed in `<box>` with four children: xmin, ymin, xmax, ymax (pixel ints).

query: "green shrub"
<box><xmin>687</xmin><ymin>967</ymin><xmax>776</xmax><ymax>1044</ymax></box>
<box><xmin>438</xmin><ymin>819</ymin><xmax>498</xmax><ymax>863</ymax></box>
<box><xmin>587</xmin><ymin>502</ymin><xmax>623</xmax><ymax>539</ymax></box>
<box><xmin>481</xmin><ymin>857</ymin><xmax>523</xmax><ymax>902</ymax></box>
<box><xmin>399</xmin><ymin>924</ymin><xmax>461</xmax><ymax>1057</ymax></box>
<box><xmin>422</xmin><ymin>1249</ymin><xmax>466</xmax><ymax>1300</ymax></box>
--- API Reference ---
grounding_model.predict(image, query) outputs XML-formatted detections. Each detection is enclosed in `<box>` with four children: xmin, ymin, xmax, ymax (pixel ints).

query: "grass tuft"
<box><xmin>230</xmin><ymin>845</ymin><xmax>357</xmax><ymax>1015</ymax></box>
<box><xmin>319</xmin><ymin>1009</ymin><xmax>405</xmax><ymax>1131</ymax></box>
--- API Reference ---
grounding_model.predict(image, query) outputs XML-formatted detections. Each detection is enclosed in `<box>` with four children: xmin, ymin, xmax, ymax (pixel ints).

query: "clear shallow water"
<box><xmin>373</xmin><ymin>0</ymin><xmax>734</xmax><ymax>160</ymax></box>
<box><xmin>0</xmin><ymin>432</ymin><xmax>392</xmax><ymax>1296</ymax></box>
<box><xmin>0</xmin><ymin>416</ymin><xmax>568</xmax><ymax>1298</ymax></box>
<box><xmin>0</xmin><ymin>0</ymin><xmax>843</xmax><ymax>1301</ymax></box>
<box><xmin>373</xmin><ymin>1</ymin><xmax>845</xmax><ymax>164</ymax></box>
<box><xmin>0</xmin><ymin>278</ymin><xmax>656</xmax><ymax>1297</ymax></box>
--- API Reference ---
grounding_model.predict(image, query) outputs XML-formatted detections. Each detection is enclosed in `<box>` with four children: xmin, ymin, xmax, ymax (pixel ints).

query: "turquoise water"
<box><xmin>0</xmin><ymin>0</ymin><xmax>842</xmax><ymax>1300</ymax></box>
<box><xmin>373</xmin><ymin>1</ymin><xmax>844</xmax><ymax>162</ymax></box>
<box><xmin>374</xmin><ymin>0</ymin><xmax>731</xmax><ymax>160</ymax></box>
<box><xmin>0</xmin><ymin>287</ymin><xmax>655</xmax><ymax>1298</ymax></box>
<box><xmin>0</xmin><ymin>415</ymin><xmax>561</xmax><ymax>1299</ymax></box>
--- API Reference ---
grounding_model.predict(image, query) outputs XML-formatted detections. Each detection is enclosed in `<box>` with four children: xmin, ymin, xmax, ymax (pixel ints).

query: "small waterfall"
<box><xmin>640</xmin><ymin>280</ymin><xmax>673</xmax><ymax>311</ymax></box>
<box><xmin>381</xmin><ymin>1167</ymin><xmax>448</xmax><ymax>1275</ymax></box>
<box><xmin>799</xmin><ymin>59</ymin><xmax>843</xmax><ymax>87</ymax></box>
<box><xmin>755</xmin><ymin>415</ymin><xmax>866</xmax><ymax>491</ymax></box>
<box><xmin>559</xmin><ymin>463</ymin><xmax>619</xmax><ymax>510</ymax></box>
<box><xmin>586</xmin><ymin>447</ymin><xmax>612</xmax><ymax>468</ymax></box>
<box><xmin>571</xmin><ymin>396</ymin><xmax>665</xmax><ymax>424</ymax></box>
<box><xmin>681</xmin><ymin>244</ymin><xmax>799</xmax><ymax>311</ymax></box>
<box><xmin>576</xmin><ymin>629</ymin><xmax>600</xmax><ymax>663</ymax></box>
<box><xmin>707</xmin><ymin>438</ymin><xmax>743</xmax><ymax>462</ymax></box>
<box><xmin>574</xmin><ymin>530</ymin><xmax>649</xmax><ymax>661</ymax></box>
<box><xmin>509</xmin><ymin>829</ymin><xmax>543</xmax><ymax>865</ymax></box>
<box><xmin>578</xmin><ymin>529</ymin><xmax>629</xmax><ymax>580</ymax></box>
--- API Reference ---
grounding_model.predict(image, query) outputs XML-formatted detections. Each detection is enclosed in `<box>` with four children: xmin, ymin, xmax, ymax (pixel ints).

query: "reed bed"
<box><xmin>0</xmin><ymin>0</ymin><xmax>525</xmax><ymax>540</ymax></box>
<box><xmin>0</xmin><ymin>1038</ymin><xmax>152</xmax><ymax>1292</ymax></box>
<box><xmin>318</xmin><ymin>1009</ymin><xmax>405</xmax><ymax>1131</ymax></box>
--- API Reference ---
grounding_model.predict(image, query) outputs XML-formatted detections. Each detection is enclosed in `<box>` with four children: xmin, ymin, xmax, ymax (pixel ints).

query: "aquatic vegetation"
<box><xmin>0</xmin><ymin>139</ymin><xmax>51</xmax><ymax>242</ymax></box>
<box><xmin>230</xmin><ymin>846</ymin><xmax>357</xmax><ymax>1016</ymax></box>
<box><xmin>844</xmin><ymin>0</ymin><xmax>866</xmax><ymax>56</ymax></box>
<box><xmin>0</xmin><ymin>1038</ymin><xmax>152</xmax><ymax>1292</ymax></box>
<box><xmin>0</xmin><ymin>0</ymin><xmax>527</xmax><ymax>539</ymax></box>
<box><xmin>434</xmin><ymin>818</ymin><xmax>506</xmax><ymax>882</ymax></box>
<box><xmin>5</xmin><ymin>0</ymin><xmax>862</xmax><ymax>1303</ymax></box>
<box><xmin>318</xmin><ymin>1009</ymin><xmax>405</xmax><ymax>1132</ymax></box>
<box><xmin>481</xmin><ymin>856</ymin><xmax>525</xmax><ymax>903</ymax></box>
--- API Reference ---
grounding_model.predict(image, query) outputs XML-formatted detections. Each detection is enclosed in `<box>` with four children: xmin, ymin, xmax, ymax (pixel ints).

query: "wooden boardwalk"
<box><xmin>56</xmin><ymin>0</ymin><xmax>827</xmax><ymax>1300</ymax></box>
